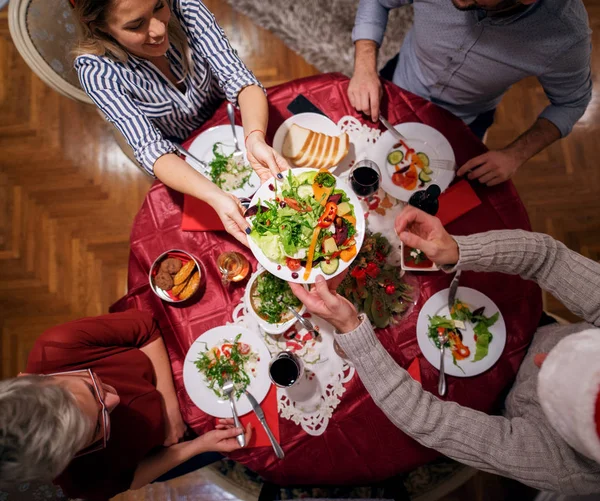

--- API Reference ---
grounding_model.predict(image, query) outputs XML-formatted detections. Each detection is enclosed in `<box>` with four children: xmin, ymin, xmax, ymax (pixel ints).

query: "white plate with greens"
<box><xmin>416</xmin><ymin>287</ymin><xmax>506</xmax><ymax>377</ymax></box>
<box><xmin>245</xmin><ymin>168</ymin><xmax>365</xmax><ymax>284</ymax></box>
<box><xmin>183</xmin><ymin>325</ymin><xmax>271</xmax><ymax>417</ymax></box>
<box><xmin>186</xmin><ymin>125</ymin><xmax>261</xmax><ymax>199</ymax></box>
<box><xmin>373</xmin><ymin>122</ymin><xmax>455</xmax><ymax>202</ymax></box>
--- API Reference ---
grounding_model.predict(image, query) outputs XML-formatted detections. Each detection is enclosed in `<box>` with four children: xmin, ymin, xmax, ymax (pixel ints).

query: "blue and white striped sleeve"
<box><xmin>75</xmin><ymin>56</ymin><xmax>176</xmax><ymax>175</ymax></box>
<box><xmin>179</xmin><ymin>0</ymin><xmax>263</xmax><ymax>104</ymax></box>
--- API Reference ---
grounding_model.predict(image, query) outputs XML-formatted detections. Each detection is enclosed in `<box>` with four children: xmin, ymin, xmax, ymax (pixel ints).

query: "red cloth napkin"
<box><xmin>407</xmin><ymin>357</ymin><xmax>422</xmax><ymax>383</ymax></box>
<box><xmin>437</xmin><ymin>180</ymin><xmax>482</xmax><ymax>226</ymax></box>
<box><xmin>182</xmin><ymin>196</ymin><xmax>225</xmax><ymax>231</ymax></box>
<box><xmin>236</xmin><ymin>385</ymin><xmax>280</xmax><ymax>448</ymax></box>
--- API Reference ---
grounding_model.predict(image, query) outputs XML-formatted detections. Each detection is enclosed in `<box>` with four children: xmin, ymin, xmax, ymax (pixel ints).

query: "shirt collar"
<box><xmin>475</xmin><ymin>2</ymin><xmax>538</xmax><ymax>26</ymax></box>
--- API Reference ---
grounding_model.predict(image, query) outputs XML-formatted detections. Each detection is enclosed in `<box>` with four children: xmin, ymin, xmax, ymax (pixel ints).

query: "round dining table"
<box><xmin>111</xmin><ymin>72</ymin><xmax>542</xmax><ymax>486</ymax></box>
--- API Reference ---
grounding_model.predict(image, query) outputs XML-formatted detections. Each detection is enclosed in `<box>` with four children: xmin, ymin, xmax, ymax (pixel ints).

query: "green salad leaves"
<box><xmin>253</xmin><ymin>271</ymin><xmax>301</xmax><ymax>324</ymax></box>
<box><xmin>209</xmin><ymin>143</ymin><xmax>252</xmax><ymax>191</ymax></box>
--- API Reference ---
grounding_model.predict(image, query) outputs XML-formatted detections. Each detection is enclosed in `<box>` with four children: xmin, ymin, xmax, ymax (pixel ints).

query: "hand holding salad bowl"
<box><xmin>245</xmin><ymin>168</ymin><xmax>365</xmax><ymax>283</ymax></box>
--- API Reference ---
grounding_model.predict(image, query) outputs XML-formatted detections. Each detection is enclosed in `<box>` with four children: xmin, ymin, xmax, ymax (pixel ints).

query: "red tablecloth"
<box><xmin>111</xmin><ymin>73</ymin><xmax>542</xmax><ymax>485</ymax></box>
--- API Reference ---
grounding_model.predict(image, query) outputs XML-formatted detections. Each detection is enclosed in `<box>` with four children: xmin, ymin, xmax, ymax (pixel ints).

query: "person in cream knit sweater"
<box><xmin>290</xmin><ymin>206</ymin><xmax>600</xmax><ymax>495</ymax></box>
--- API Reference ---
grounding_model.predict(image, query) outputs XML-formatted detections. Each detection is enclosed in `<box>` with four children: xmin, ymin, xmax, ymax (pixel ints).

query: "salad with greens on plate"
<box><xmin>209</xmin><ymin>143</ymin><xmax>253</xmax><ymax>192</ymax></box>
<box><xmin>194</xmin><ymin>334</ymin><xmax>258</xmax><ymax>399</ymax></box>
<box><xmin>428</xmin><ymin>299</ymin><xmax>499</xmax><ymax>372</ymax></box>
<box><xmin>247</xmin><ymin>168</ymin><xmax>359</xmax><ymax>281</ymax></box>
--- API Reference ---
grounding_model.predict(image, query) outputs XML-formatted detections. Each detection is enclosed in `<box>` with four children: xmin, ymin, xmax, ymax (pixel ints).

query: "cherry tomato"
<box><xmin>437</xmin><ymin>327</ymin><xmax>446</xmax><ymax>335</ymax></box>
<box><xmin>237</xmin><ymin>342</ymin><xmax>251</xmax><ymax>355</ymax></box>
<box><xmin>221</xmin><ymin>343</ymin><xmax>232</xmax><ymax>357</ymax></box>
<box><xmin>286</xmin><ymin>257</ymin><xmax>301</xmax><ymax>271</ymax></box>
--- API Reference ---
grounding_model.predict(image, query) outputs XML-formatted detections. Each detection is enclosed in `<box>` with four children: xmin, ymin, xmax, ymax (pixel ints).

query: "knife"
<box><xmin>379</xmin><ymin>115</ymin><xmax>409</xmax><ymax>142</ymax></box>
<box><xmin>447</xmin><ymin>270</ymin><xmax>462</xmax><ymax>317</ymax></box>
<box><xmin>175</xmin><ymin>144</ymin><xmax>210</xmax><ymax>175</ymax></box>
<box><xmin>244</xmin><ymin>390</ymin><xmax>285</xmax><ymax>459</ymax></box>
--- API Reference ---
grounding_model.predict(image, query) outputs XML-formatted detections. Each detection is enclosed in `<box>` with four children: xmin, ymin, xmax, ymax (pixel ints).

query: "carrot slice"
<box><xmin>303</xmin><ymin>227</ymin><xmax>322</xmax><ymax>280</ymax></box>
<box><xmin>340</xmin><ymin>244</ymin><xmax>357</xmax><ymax>262</ymax></box>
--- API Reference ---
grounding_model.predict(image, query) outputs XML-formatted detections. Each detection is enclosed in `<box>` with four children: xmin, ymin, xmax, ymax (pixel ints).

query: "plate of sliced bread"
<box><xmin>273</xmin><ymin>113</ymin><xmax>349</xmax><ymax>172</ymax></box>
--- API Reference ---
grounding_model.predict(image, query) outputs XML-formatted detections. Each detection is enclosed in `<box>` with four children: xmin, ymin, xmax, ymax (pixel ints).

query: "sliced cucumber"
<box><xmin>297</xmin><ymin>184</ymin><xmax>314</xmax><ymax>199</ymax></box>
<box><xmin>321</xmin><ymin>258</ymin><xmax>339</xmax><ymax>275</ymax></box>
<box><xmin>417</xmin><ymin>152</ymin><xmax>432</xmax><ymax>174</ymax></box>
<box><xmin>296</xmin><ymin>171</ymin><xmax>317</xmax><ymax>185</ymax></box>
<box><xmin>418</xmin><ymin>170</ymin><xmax>432</xmax><ymax>183</ymax></box>
<box><xmin>387</xmin><ymin>150</ymin><xmax>404</xmax><ymax>165</ymax></box>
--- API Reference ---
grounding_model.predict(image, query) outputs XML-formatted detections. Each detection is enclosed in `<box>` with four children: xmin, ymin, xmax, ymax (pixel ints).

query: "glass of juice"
<box><xmin>217</xmin><ymin>251</ymin><xmax>250</xmax><ymax>285</ymax></box>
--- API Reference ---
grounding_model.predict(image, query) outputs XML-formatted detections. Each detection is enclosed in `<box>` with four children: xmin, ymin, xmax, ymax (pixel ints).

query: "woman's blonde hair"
<box><xmin>71</xmin><ymin>0</ymin><xmax>192</xmax><ymax>81</ymax></box>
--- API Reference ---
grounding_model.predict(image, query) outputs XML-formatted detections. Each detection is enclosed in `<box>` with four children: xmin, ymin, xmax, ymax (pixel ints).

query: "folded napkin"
<box><xmin>238</xmin><ymin>384</ymin><xmax>280</xmax><ymax>448</ymax></box>
<box><xmin>182</xmin><ymin>195</ymin><xmax>225</xmax><ymax>232</ymax></box>
<box><xmin>407</xmin><ymin>357</ymin><xmax>422</xmax><ymax>383</ymax></box>
<box><xmin>437</xmin><ymin>180</ymin><xmax>482</xmax><ymax>226</ymax></box>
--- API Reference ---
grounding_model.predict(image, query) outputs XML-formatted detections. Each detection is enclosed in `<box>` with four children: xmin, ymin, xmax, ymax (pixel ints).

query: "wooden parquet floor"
<box><xmin>0</xmin><ymin>1</ymin><xmax>598</xmax><ymax>499</ymax></box>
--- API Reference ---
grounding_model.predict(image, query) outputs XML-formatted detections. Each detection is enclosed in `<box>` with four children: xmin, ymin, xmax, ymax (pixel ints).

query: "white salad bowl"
<box><xmin>245</xmin><ymin>167</ymin><xmax>365</xmax><ymax>284</ymax></box>
<box><xmin>244</xmin><ymin>266</ymin><xmax>308</xmax><ymax>335</ymax></box>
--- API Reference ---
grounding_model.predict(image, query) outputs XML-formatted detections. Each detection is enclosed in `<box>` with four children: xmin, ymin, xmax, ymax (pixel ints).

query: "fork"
<box><xmin>226</xmin><ymin>103</ymin><xmax>245</xmax><ymax>163</ymax></box>
<box><xmin>429</xmin><ymin>159</ymin><xmax>456</xmax><ymax>172</ymax></box>
<box><xmin>437</xmin><ymin>331</ymin><xmax>449</xmax><ymax>397</ymax></box>
<box><xmin>221</xmin><ymin>379</ymin><xmax>246</xmax><ymax>447</ymax></box>
<box><xmin>287</xmin><ymin>305</ymin><xmax>319</xmax><ymax>338</ymax></box>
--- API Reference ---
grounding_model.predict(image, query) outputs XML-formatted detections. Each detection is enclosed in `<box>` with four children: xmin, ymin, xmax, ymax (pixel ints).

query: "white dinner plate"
<box><xmin>186</xmin><ymin>125</ymin><xmax>261</xmax><ymax>199</ymax></box>
<box><xmin>183</xmin><ymin>325</ymin><xmax>272</xmax><ymax>417</ymax></box>
<box><xmin>272</xmin><ymin>113</ymin><xmax>343</xmax><ymax>172</ymax></box>
<box><xmin>416</xmin><ymin>286</ymin><xmax>506</xmax><ymax>378</ymax></box>
<box><xmin>373</xmin><ymin>122</ymin><xmax>455</xmax><ymax>202</ymax></box>
<box><xmin>246</xmin><ymin>168</ymin><xmax>365</xmax><ymax>284</ymax></box>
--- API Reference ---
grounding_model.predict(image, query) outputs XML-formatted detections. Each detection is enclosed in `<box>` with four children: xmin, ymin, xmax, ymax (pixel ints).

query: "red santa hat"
<box><xmin>537</xmin><ymin>329</ymin><xmax>600</xmax><ymax>463</ymax></box>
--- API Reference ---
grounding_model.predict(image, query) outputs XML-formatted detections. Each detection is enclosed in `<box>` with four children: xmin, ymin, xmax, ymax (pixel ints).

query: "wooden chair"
<box><xmin>7</xmin><ymin>0</ymin><xmax>144</xmax><ymax>172</ymax></box>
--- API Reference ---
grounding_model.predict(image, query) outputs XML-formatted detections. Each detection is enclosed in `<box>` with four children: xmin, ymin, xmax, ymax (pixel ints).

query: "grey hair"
<box><xmin>0</xmin><ymin>375</ymin><xmax>92</xmax><ymax>489</ymax></box>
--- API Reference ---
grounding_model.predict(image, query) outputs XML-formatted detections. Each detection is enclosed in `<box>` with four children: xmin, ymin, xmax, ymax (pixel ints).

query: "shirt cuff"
<box><xmin>441</xmin><ymin>235</ymin><xmax>485</xmax><ymax>274</ymax></box>
<box><xmin>225</xmin><ymin>72</ymin><xmax>265</xmax><ymax>105</ymax></box>
<box><xmin>136</xmin><ymin>139</ymin><xmax>177</xmax><ymax>176</ymax></box>
<box><xmin>333</xmin><ymin>314</ymin><xmax>380</xmax><ymax>359</ymax></box>
<box><xmin>538</xmin><ymin>105</ymin><xmax>573</xmax><ymax>138</ymax></box>
<box><xmin>352</xmin><ymin>22</ymin><xmax>386</xmax><ymax>47</ymax></box>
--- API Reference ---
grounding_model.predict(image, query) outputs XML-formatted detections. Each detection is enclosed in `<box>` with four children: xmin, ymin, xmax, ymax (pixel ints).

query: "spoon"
<box><xmin>221</xmin><ymin>379</ymin><xmax>246</xmax><ymax>447</ymax></box>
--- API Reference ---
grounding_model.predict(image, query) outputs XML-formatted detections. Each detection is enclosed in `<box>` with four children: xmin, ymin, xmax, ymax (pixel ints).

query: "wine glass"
<box><xmin>350</xmin><ymin>160</ymin><xmax>381</xmax><ymax>201</ymax></box>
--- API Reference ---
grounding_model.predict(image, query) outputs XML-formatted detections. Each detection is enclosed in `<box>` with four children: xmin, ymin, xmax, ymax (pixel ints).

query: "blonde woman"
<box><xmin>72</xmin><ymin>0</ymin><xmax>289</xmax><ymax>244</ymax></box>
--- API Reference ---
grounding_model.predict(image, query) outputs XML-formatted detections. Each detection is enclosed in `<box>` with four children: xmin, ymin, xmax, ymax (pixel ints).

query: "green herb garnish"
<box><xmin>209</xmin><ymin>143</ymin><xmax>252</xmax><ymax>191</ymax></box>
<box><xmin>314</xmin><ymin>172</ymin><xmax>336</xmax><ymax>187</ymax></box>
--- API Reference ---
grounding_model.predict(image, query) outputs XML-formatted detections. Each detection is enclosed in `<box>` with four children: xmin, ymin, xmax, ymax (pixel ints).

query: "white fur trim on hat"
<box><xmin>538</xmin><ymin>329</ymin><xmax>600</xmax><ymax>463</ymax></box>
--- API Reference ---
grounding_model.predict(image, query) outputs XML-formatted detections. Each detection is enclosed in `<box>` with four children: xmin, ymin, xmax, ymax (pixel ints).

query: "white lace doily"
<box><xmin>229</xmin><ymin>300</ymin><xmax>355</xmax><ymax>436</ymax></box>
<box><xmin>336</xmin><ymin>116</ymin><xmax>382</xmax><ymax>176</ymax></box>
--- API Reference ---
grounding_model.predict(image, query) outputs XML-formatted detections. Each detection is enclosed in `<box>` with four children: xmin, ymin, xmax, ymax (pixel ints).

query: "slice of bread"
<box><xmin>295</xmin><ymin>131</ymin><xmax>322</xmax><ymax>167</ymax></box>
<box><xmin>329</xmin><ymin>132</ymin><xmax>350</xmax><ymax>167</ymax></box>
<box><xmin>304</xmin><ymin>132</ymin><xmax>328</xmax><ymax>168</ymax></box>
<box><xmin>292</xmin><ymin>132</ymin><xmax>318</xmax><ymax>166</ymax></box>
<box><xmin>282</xmin><ymin>124</ymin><xmax>312</xmax><ymax>161</ymax></box>
<box><xmin>316</xmin><ymin>134</ymin><xmax>335</xmax><ymax>169</ymax></box>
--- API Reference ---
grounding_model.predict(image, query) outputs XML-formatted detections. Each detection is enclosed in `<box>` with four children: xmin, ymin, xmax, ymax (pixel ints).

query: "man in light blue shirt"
<box><xmin>349</xmin><ymin>0</ymin><xmax>592</xmax><ymax>186</ymax></box>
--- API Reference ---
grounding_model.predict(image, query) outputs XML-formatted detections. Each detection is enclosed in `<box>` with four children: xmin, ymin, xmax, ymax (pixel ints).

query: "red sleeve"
<box><xmin>27</xmin><ymin>310</ymin><xmax>162</xmax><ymax>373</ymax></box>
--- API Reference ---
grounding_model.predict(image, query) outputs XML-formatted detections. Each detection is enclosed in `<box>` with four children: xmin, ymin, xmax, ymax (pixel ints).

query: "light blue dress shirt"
<box><xmin>76</xmin><ymin>0</ymin><xmax>261</xmax><ymax>175</ymax></box>
<box><xmin>353</xmin><ymin>0</ymin><xmax>592</xmax><ymax>135</ymax></box>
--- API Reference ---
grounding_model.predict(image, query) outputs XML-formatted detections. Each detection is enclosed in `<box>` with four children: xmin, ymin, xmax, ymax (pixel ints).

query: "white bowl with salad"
<box><xmin>244</xmin><ymin>266</ymin><xmax>308</xmax><ymax>335</ymax></box>
<box><xmin>245</xmin><ymin>168</ymin><xmax>365</xmax><ymax>284</ymax></box>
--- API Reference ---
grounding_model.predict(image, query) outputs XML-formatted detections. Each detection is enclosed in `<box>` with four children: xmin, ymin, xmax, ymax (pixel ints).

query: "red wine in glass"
<box><xmin>350</xmin><ymin>160</ymin><xmax>381</xmax><ymax>198</ymax></box>
<box><xmin>269</xmin><ymin>352</ymin><xmax>303</xmax><ymax>387</ymax></box>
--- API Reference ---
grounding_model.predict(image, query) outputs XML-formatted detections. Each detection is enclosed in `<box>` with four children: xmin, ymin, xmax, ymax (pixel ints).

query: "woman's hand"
<box><xmin>211</xmin><ymin>192</ymin><xmax>251</xmax><ymax>246</ymax></box>
<box><xmin>194</xmin><ymin>419</ymin><xmax>253</xmax><ymax>453</ymax></box>
<box><xmin>289</xmin><ymin>275</ymin><xmax>361</xmax><ymax>333</ymax></box>
<box><xmin>245</xmin><ymin>132</ymin><xmax>290</xmax><ymax>183</ymax></box>
<box><xmin>163</xmin><ymin>406</ymin><xmax>187</xmax><ymax>447</ymax></box>
<box><xmin>394</xmin><ymin>206</ymin><xmax>459</xmax><ymax>266</ymax></box>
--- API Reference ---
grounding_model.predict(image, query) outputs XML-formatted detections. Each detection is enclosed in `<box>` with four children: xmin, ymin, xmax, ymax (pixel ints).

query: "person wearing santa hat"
<box><xmin>290</xmin><ymin>205</ymin><xmax>600</xmax><ymax>494</ymax></box>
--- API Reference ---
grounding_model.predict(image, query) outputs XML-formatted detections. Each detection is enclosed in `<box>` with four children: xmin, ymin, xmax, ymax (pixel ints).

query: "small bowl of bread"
<box><xmin>149</xmin><ymin>250</ymin><xmax>202</xmax><ymax>303</ymax></box>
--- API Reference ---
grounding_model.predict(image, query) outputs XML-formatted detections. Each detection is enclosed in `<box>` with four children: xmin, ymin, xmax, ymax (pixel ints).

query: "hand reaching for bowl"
<box><xmin>289</xmin><ymin>275</ymin><xmax>361</xmax><ymax>334</ymax></box>
<box><xmin>394</xmin><ymin>206</ymin><xmax>459</xmax><ymax>266</ymax></box>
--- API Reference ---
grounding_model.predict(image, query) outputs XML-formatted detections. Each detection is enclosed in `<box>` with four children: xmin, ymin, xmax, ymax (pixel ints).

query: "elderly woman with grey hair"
<box><xmin>0</xmin><ymin>310</ymin><xmax>251</xmax><ymax>500</ymax></box>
